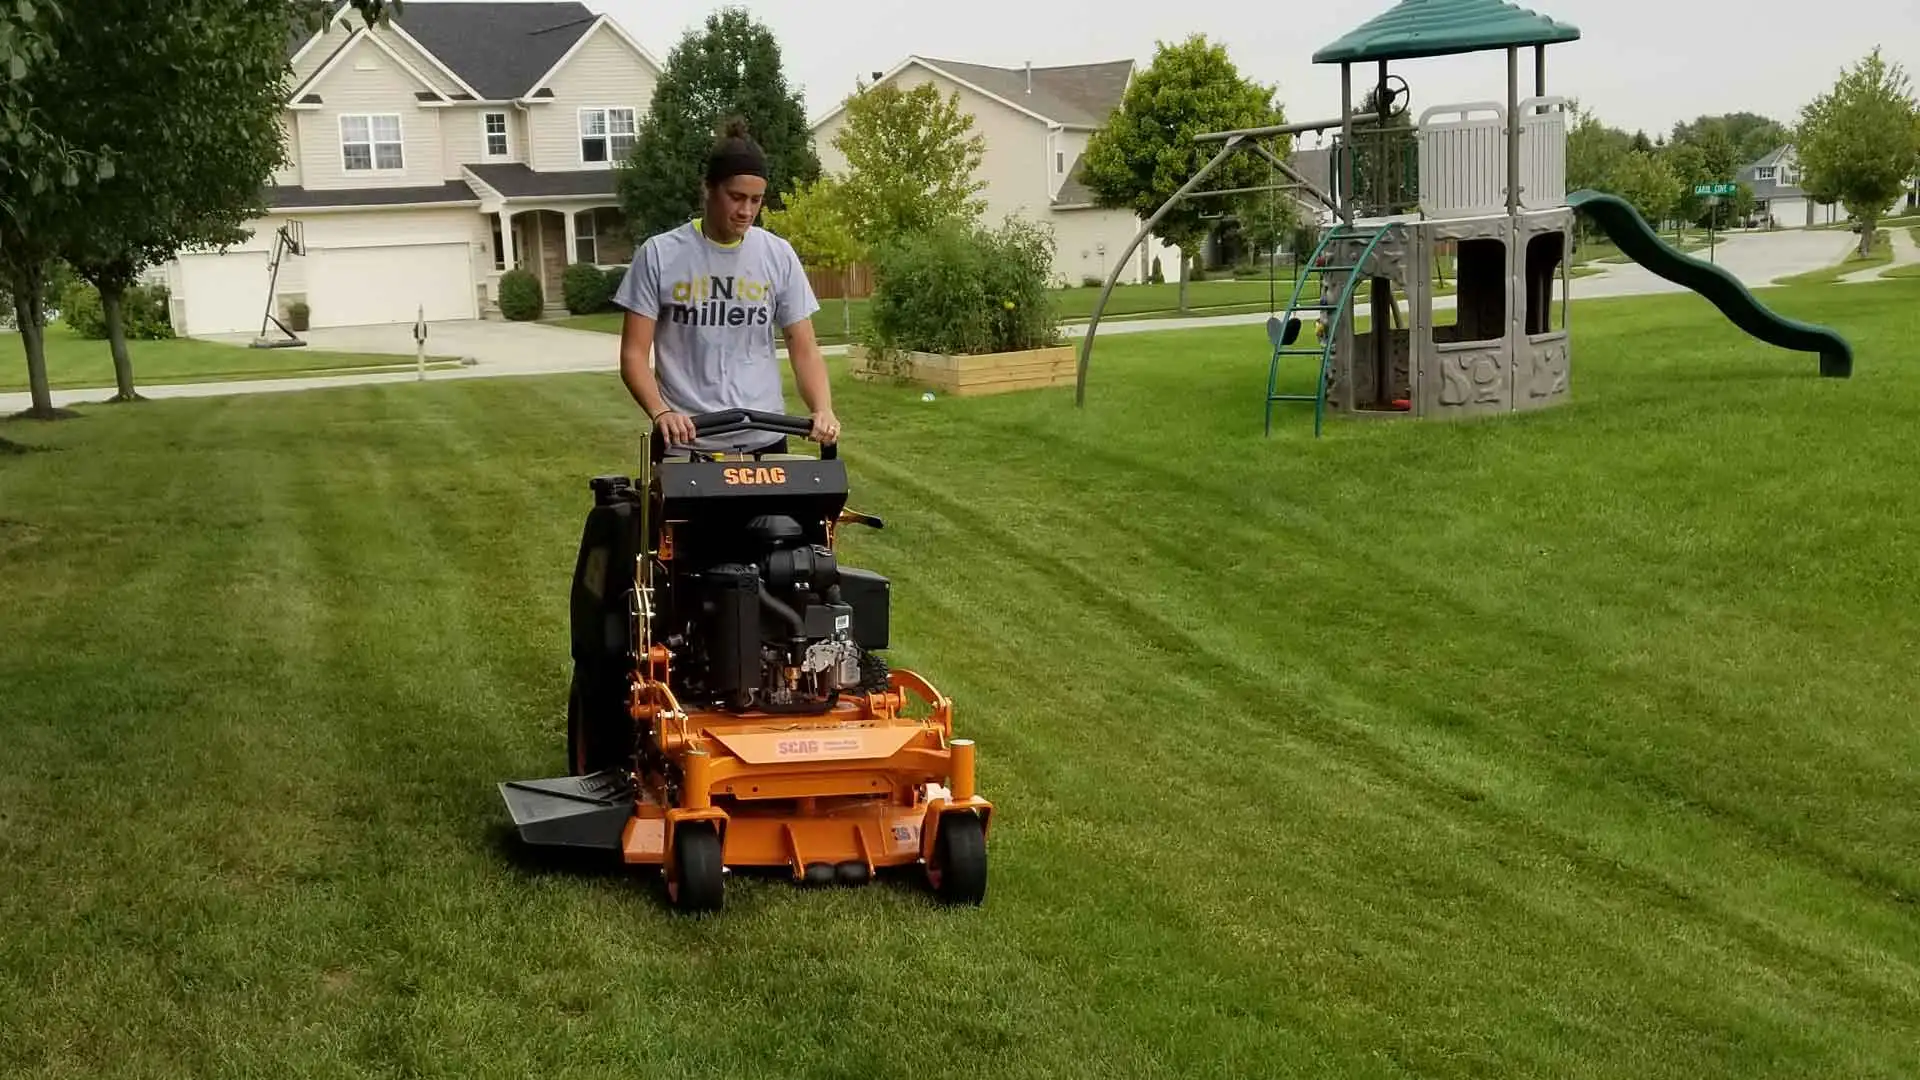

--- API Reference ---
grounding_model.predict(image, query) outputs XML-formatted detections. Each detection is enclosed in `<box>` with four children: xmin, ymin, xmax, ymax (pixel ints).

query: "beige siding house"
<box><xmin>165</xmin><ymin>1</ymin><xmax>661</xmax><ymax>337</ymax></box>
<box><xmin>811</xmin><ymin>56</ymin><xmax>1177</xmax><ymax>288</ymax></box>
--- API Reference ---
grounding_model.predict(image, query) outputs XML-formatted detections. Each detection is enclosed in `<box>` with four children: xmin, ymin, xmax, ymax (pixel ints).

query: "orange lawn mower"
<box><xmin>498</xmin><ymin>409</ymin><xmax>992</xmax><ymax>912</ymax></box>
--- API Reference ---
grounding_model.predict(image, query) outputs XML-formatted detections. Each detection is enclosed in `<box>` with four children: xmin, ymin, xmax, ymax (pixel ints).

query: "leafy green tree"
<box><xmin>1080</xmin><ymin>34</ymin><xmax>1284</xmax><ymax>312</ymax></box>
<box><xmin>1566</xmin><ymin>101</ymin><xmax>1632</xmax><ymax>195</ymax></box>
<box><xmin>1672</xmin><ymin>113</ymin><xmax>1793</xmax><ymax>164</ymax></box>
<box><xmin>1795</xmin><ymin>46</ymin><xmax>1920</xmax><ymax>255</ymax></box>
<box><xmin>829</xmin><ymin>81</ymin><xmax>987</xmax><ymax>253</ymax></box>
<box><xmin>617</xmin><ymin>7</ymin><xmax>818</xmax><ymax>239</ymax></box>
<box><xmin>762</xmin><ymin>177</ymin><xmax>863</xmax><ymax>336</ymax></box>
<box><xmin>3</xmin><ymin>0</ymin><xmax>386</xmax><ymax>418</ymax></box>
<box><xmin>49</xmin><ymin>0</ymin><xmax>289</xmax><ymax>403</ymax></box>
<box><xmin>1611</xmin><ymin>150</ymin><xmax>1683</xmax><ymax>230</ymax></box>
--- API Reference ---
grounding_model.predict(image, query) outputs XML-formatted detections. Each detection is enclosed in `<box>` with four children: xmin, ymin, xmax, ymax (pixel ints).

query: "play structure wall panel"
<box><xmin>1509</xmin><ymin>207</ymin><xmax>1574</xmax><ymax>411</ymax></box>
<box><xmin>1417</xmin><ymin>103</ymin><xmax>1509</xmax><ymax>219</ymax></box>
<box><xmin>1517</xmin><ymin>99</ymin><xmax>1569</xmax><ymax>211</ymax></box>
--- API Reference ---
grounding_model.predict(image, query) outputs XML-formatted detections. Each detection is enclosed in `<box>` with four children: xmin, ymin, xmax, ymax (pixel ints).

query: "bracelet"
<box><xmin>649</xmin><ymin>407</ymin><xmax>672</xmax><ymax>421</ymax></box>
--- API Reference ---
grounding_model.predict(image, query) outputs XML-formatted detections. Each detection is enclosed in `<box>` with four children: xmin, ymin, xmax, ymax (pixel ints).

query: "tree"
<box><xmin>1611</xmin><ymin>150</ymin><xmax>1683</xmax><ymax>230</ymax></box>
<box><xmin>829</xmin><ymin>81</ymin><xmax>987</xmax><ymax>252</ymax></box>
<box><xmin>1566</xmin><ymin>101</ymin><xmax>1632</xmax><ymax>194</ymax></box>
<box><xmin>1671</xmin><ymin>112</ymin><xmax>1793</xmax><ymax>164</ymax></box>
<box><xmin>48</xmin><ymin>0</ymin><xmax>290</xmax><ymax>403</ymax></box>
<box><xmin>1795</xmin><ymin>46</ymin><xmax>1920</xmax><ymax>255</ymax></box>
<box><xmin>617</xmin><ymin>7</ymin><xmax>817</xmax><ymax>239</ymax></box>
<box><xmin>1080</xmin><ymin>34</ymin><xmax>1284</xmax><ymax>312</ymax></box>
<box><xmin>2</xmin><ymin>0</ymin><xmax>386</xmax><ymax>418</ymax></box>
<box><xmin>762</xmin><ymin>177</ymin><xmax>863</xmax><ymax>336</ymax></box>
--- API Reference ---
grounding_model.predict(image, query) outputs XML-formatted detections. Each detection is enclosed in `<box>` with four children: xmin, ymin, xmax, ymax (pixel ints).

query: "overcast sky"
<box><xmin>591</xmin><ymin>0</ymin><xmax>1920</xmax><ymax>148</ymax></box>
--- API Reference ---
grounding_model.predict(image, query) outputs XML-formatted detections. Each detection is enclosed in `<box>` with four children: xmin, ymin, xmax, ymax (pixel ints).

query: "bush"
<box><xmin>1150</xmin><ymin>256</ymin><xmax>1164</xmax><ymax>285</ymax></box>
<box><xmin>58</xmin><ymin>279</ymin><xmax>173</xmax><ymax>340</ymax></box>
<box><xmin>865</xmin><ymin>216</ymin><xmax>1061</xmax><ymax>359</ymax></box>
<box><xmin>498</xmin><ymin>269</ymin><xmax>543</xmax><ymax>321</ymax></box>
<box><xmin>563</xmin><ymin>262</ymin><xmax>617</xmax><ymax>315</ymax></box>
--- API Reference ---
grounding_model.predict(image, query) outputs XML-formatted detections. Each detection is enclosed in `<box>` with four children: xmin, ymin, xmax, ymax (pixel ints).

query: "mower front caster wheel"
<box><xmin>668</xmin><ymin>822</ymin><xmax>724</xmax><ymax>913</ymax></box>
<box><xmin>926</xmin><ymin>812</ymin><xmax>987</xmax><ymax>906</ymax></box>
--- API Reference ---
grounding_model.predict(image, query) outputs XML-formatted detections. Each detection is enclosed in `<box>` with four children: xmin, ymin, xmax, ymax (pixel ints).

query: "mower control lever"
<box><xmin>838</xmin><ymin>509</ymin><xmax>885</xmax><ymax>530</ymax></box>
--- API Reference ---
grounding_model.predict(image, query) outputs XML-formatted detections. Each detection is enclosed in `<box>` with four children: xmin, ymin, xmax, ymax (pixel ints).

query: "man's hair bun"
<box><xmin>719</xmin><ymin>116</ymin><xmax>751</xmax><ymax>140</ymax></box>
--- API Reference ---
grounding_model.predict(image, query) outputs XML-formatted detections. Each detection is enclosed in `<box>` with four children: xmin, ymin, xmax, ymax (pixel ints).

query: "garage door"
<box><xmin>307</xmin><ymin>243</ymin><xmax>476</xmax><ymax>328</ymax></box>
<box><xmin>173</xmin><ymin>249</ymin><xmax>273</xmax><ymax>337</ymax></box>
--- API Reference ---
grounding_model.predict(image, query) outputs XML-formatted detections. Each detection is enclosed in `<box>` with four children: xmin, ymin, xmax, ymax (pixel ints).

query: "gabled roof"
<box><xmin>390</xmin><ymin>2</ymin><xmax>599</xmax><ymax>101</ymax></box>
<box><xmin>917</xmin><ymin>58</ymin><xmax>1134</xmax><ymax>128</ymax></box>
<box><xmin>1313</xmin><ymin>0</ymin><xmax>1581</xmax><ymax>64</ymax></box>
<box><xmin>286</xmin><ymin>2</ymin><xmax>655</xmax><ymax>102</ymax></box>
<box><xmin>811</xmin><ymin>55</ymin><xmax>1134</xmax><ymax>131</ymax></box>
<box><xmin>1052</xmin><ymin>154</ymin><xmax>1096</xmax><ymax>208</ymax></box>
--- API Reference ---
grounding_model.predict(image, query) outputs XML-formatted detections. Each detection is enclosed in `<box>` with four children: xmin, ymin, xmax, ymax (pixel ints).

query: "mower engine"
<box><xmin>678</xmin><ymin>512</ymin><xmax>873</xmax><ymax>712</ymax></box>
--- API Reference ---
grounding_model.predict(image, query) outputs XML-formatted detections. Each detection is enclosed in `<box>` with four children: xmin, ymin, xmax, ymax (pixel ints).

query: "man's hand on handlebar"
<box><xmin>651</xmin><ymin>409</ymin><xmax>698</xmax><ymax>446</ymax></box>
<box><xmin>810</xmin><ymin>409</ymin><xmax>841</xmax><ymax>445</ymax></box>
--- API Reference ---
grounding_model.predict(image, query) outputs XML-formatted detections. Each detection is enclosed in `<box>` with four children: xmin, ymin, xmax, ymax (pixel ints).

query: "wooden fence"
<box><xmin>806</xmin><ymin>264</ymin><xmax>873</xmax><ymax>300</ymax></box>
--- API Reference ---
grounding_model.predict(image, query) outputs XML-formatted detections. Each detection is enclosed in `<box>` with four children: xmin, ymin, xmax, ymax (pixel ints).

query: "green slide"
<box><xmin>1567</xmin><ymin>189</ymin><xmax>1853</xmax><ymax>378</ymax></box>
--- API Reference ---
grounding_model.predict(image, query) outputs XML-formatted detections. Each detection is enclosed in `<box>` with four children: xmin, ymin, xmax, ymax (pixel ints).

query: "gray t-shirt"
<box><xmin>613</xmin><ymin>219</ymin><xmax>820</xmax><ymax>452</ymax></box>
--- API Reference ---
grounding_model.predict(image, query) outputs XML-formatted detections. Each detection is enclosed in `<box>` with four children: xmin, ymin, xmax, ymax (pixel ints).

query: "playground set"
<box><xmin>1073</xmin><ymin>0</ymin><xmax>1854</xmax><ymax>437</ymax></box>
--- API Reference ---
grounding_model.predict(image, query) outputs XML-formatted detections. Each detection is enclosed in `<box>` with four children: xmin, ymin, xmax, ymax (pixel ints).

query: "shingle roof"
<box><xmin>393</xmin><ymin>2</ymin><xmax>600</xmax><ymax>100</ymax></box>
<box><xmin>267</xmin><ymin>182</ymin><xmax>480</xmax><ymax>209</ymax></box>
<box><xmin>1052</xmin><ymin>154</ymin><xmax>1096</xmax><ymax>207</ymax></box>
<box><xmin>287</xmin><ymin>2</ymin><xmax>606</xmax><ymax>101</ymax></box>
<box><xmin>916</xmin><ymin>57</ymin><xmax>1134</xmax><ymax>128</ymax></box>
<box><xmin>1314</xmin><ymin>0</ymin><xmax>1581</xmax><ymax>64</ymax></box>
<box><xmin>464</xmin><ymin>163</ymin><xmax>619</xmax><ymax>199</ymax></box>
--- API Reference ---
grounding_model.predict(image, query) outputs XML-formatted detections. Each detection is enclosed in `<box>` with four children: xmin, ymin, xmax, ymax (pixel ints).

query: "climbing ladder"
<box><xmin>1263</xmin><ymin>223</ymin><xmax>1393</xmax><ymax>438</ymax></box>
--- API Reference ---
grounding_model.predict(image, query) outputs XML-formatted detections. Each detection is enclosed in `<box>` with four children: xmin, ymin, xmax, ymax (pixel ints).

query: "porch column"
<box><xmin>563</xmin><ymin>209</ymin><xmax>580</xmax><ymax>268</ymax></box>
<box><xmin>499</xmin><ymin>210</ymin><xmax>516</xmax><ymax>270</ymax></box>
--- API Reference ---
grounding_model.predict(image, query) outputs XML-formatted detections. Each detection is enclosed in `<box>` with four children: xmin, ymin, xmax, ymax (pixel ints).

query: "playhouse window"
<box><xmin>1526</xmin><ymin>232</ymin><xmax>1567</xmax><ymax>335</ymax></box>
<box><xmin>1433</xmin><ymin>238</ymin><xmax>1506</xmax><ymax>343</ymax></box>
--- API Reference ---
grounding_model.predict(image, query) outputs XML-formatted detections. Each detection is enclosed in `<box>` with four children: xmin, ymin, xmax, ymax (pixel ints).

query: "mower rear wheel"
<box><xmin>566</xmin><ymin>669</ymin><xmax>628</xmax><ymax>776</ymax></box>
<box><xmin>668</xmin><ymin>821</ymin><xmax>724</xmax><ymax>913</ymax></box>
<box><xmin>927</xmin><ymin>812</ymin><xmax>987</xmax><ymax>906</ymax></box>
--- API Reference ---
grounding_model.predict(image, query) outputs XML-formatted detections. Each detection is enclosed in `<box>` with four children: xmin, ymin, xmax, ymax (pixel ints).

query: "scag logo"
<box><xmin>776</xmin><ymin>739</ymin><xmax>820</xmax><ymax>756</ymax></box>
<box><xmin>723</xmin><ymin>466</ymin><xmax>787</xmax><ymax>486</ymax></box>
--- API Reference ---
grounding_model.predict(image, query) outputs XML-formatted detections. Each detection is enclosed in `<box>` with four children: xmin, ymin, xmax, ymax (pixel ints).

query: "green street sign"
<box><xmin>1694</xmin><ymin>182</ymin><xmax>1738</xmax><ymax>196</ymax></box>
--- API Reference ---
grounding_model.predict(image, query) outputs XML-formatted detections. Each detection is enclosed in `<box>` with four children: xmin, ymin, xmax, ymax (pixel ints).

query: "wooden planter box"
<box><xmin>846</xmin><ymin>344</ymin><xmax>1076</xmax><ymax>397</ymax></box>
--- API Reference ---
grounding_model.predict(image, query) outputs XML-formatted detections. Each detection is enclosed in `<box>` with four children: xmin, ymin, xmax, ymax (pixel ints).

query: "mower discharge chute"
<box><xmin>498</xmin><ymin>409</ymin><xmax>992</xmax><ymax>912</ymax></box>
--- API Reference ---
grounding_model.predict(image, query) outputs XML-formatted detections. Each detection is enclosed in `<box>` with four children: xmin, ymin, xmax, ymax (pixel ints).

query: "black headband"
<box><xmin>706</xmin><ymin>141</ymin><xmax>768</xmax><ymax>185</ymax></box>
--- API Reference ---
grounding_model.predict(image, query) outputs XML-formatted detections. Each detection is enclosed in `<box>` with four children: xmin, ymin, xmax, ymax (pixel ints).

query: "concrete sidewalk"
<box><xmin>1838</xmin><ymin>225</ymin><xmax>1920</xmax><ymax>283</ymax></box>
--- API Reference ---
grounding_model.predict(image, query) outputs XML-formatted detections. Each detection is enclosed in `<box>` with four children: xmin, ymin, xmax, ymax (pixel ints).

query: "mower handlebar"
<box><xmin>673</xmin><ymin>408</ymin><xmax>837</xmax><ymax>460</ymax></box>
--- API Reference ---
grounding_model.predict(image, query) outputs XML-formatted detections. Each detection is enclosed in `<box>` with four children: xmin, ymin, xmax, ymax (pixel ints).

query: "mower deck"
<box><xmin>499</xmin><ymin>669</ymin><xmax>992</xmax><ymax>904</ymax></box>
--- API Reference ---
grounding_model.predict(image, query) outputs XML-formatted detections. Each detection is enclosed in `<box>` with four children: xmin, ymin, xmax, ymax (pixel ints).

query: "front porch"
<box><xmin>485</xmin><ymin>204</ymin><xmax>635</xmax><ymax>318</ymax></box>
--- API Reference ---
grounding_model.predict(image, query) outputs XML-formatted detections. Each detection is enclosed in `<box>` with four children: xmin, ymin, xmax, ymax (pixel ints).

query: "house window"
<box><xmin>580</xmin><ymin>107</ymin><xmax>636</xmax><ymax>164</ymax></box>
<box><xmin>341</xmin><ymin>114</ymin><xmax>403</xmax><ymax>171</ymax></box>
<box><xmin>483</xmin><ymin>112</ymin><xmax>508</xmax><ymax>159</ymax></box>
<box><xmin>575</xmin><ymin>211</ymin><xmax>598</xmax><ymax>264</ymax></box>
<box><xmin>1755</xmin><ymin>166</ymin><xmax>1776</xmax><ymax>182</ymax></box>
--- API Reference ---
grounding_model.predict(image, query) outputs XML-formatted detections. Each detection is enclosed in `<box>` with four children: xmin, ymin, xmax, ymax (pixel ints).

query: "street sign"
<box><xmin>1695</xmin><ymin>182</ymin><xmax>1738</xmax><ymax>196</ymax></box>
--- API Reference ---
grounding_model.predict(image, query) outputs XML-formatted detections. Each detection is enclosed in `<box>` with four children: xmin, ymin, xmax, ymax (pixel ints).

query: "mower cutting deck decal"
<box><xmin>498</xmin><ymin>408</ymin><xmax>991</xmax><ymax>912</ymax></box>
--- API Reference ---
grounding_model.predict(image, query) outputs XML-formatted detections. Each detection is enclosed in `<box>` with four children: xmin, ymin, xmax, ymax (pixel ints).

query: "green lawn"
<box><xmin>1774</xmin><ymin>231</ymin><xmax>1896</xmax><ymax>287</ymax></box>
<box><xmin>5</xmin><ymin>279</ymin><xmax>1920</xmax><ymax>1077</ymax></box>
<box><xmin>2</xmin><ymin>323</ymin><xmax>460</xmax><ymax>393</ymax></box>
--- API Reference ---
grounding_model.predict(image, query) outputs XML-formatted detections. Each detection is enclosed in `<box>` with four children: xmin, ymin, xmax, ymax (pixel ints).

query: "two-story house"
<box><xmin>809</xmin><ymin>56</ymin><xmax>1178</xmax><ymax>288</ymax></box>
<box><xmin>163</xmin><ymin>1</ymin><xmax>662</xmax><ymax>337</ymax></box>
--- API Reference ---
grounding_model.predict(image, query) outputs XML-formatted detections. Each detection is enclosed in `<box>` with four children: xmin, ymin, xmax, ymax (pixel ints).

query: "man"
<box><xmin>612</xmin><ymin>118</ymin><xmax>839</xmax><ymax>457</ymax></box>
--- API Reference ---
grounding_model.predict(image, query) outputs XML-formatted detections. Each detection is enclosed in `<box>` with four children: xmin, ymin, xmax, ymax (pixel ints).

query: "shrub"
<box><xmin>865</xmin><ymin>216</ymin><xmax>1061</xmax><ymax>360</ymax></box>
<box><xmin>498</xmin><ymin>269</ymin><xmax>543</xmax><ymax>321</ymax></box>
<box><xmin>562</xmin><ymin>262</ymin><xmax>617</xmax><ymax>315</ymax></box>
<box><xmin>1150</xmin><ymin>256</ymin><xmax>1164</xmax><ymax>284</ymax></box>
<box><xmin>57</xmin><ymin>280</ymin><xmax>173</xmax><ymax>340</ymax></box>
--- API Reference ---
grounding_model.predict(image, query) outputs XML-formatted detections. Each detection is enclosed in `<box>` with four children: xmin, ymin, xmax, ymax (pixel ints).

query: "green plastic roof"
<box><xmin>1313</xmin><ymin>0</ymin><xmax>1581</xmax><ymax>64</ymax></box>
